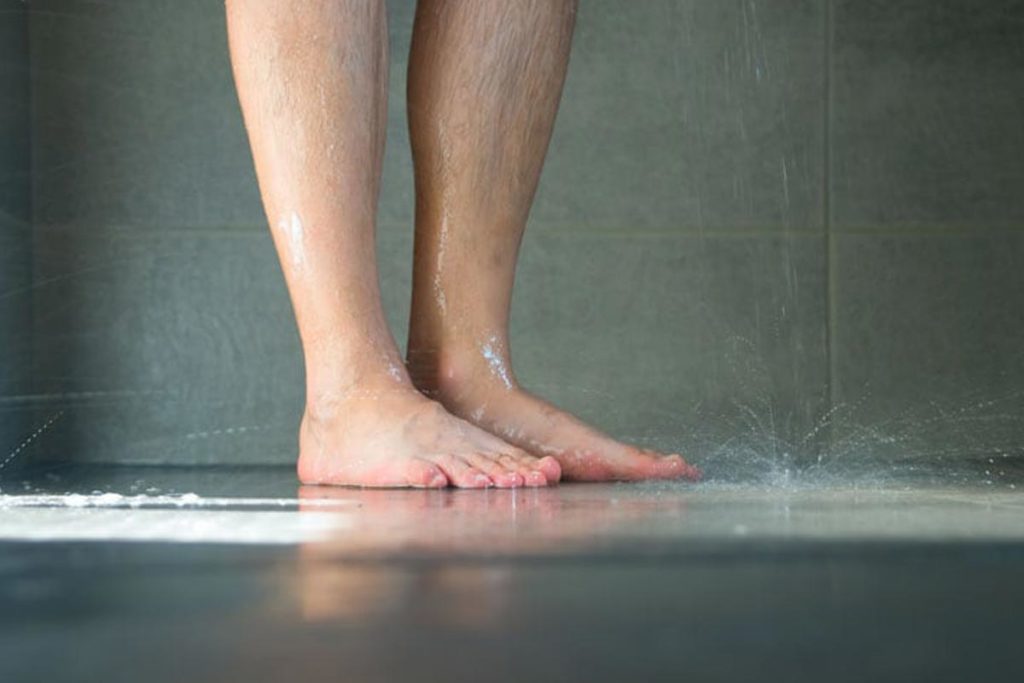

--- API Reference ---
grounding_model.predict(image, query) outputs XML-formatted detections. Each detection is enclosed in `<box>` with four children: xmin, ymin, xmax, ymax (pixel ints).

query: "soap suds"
<box><xmin>0</xmin><ymin>493</ymin><xmax>355</xmax><ymax>544</ymax></box>
<box><xmin>0</xmin><ymin>493</ymin><xmax>354</xmax><ymax>510</ymax></box>
<box><xmin>0</xmin><ymin>508</ymin><xmax>346</xmax><ymax>545</ymax></box>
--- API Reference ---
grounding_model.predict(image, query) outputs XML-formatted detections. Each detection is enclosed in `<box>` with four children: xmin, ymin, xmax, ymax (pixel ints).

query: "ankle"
<box><xmin>407</xmin><ymin>334</ymin><xmax>519</xmax><ymax>404</ymax></box>
<box><xmin>304</xmin><ymin>353</ymin><xmax>415</xmax><ymax>421</ymax></box>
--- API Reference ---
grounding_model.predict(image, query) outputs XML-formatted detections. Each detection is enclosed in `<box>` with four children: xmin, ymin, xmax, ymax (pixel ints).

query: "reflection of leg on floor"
<box><xmin>296</xmin><ymin>486</ymin><xmax>688</xmax><ymax>554</ymax></box>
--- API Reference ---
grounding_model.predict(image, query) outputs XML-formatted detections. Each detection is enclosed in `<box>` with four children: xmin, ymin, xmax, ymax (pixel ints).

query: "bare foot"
<box><xmin>410</xmin><ymin>349</ymin><xmax>700</xmax><ymax>483</ymax></box>
<box><xmin>297</xmin><ymin>382</ymin><xmax>561</xmax><ymax>489</ymax></box>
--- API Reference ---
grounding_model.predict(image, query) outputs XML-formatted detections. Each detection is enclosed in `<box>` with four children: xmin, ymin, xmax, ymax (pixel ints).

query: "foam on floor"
<box><xmin>0</xmin><ymin>492</ymin><xmax>355</xmax><ymax>544</ymax></box>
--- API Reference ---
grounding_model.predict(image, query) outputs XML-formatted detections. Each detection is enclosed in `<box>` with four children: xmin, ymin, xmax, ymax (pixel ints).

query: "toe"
<box><xmin>673</xmin><ymin>455</ymin><xmax>702</xmax><ymax>481</ymax></box>
<box><xmin>465</xmin><ymin>452</ymin><xmax>524</xmax><ymax>488</ymax></box>
<box><xmin>405</xmin><ymin>459</ymin><xmax>449</xmax><ymax>488</ymax></box>
<box><xmin>511</xmin><ymin>448</ymin><xmax>560</xmax><ymax>485</ymax></box>
<box><xmin>463</xmin><ymin>466</ymin><xmax>496</xmax><ymax>488</ymax></box>
<box><xmin>500</xmin><ymin>452</ymin><xmax>548</xmax><ymax>487</ymax></box>
<box><xmin>433</xmin><ymin>454</ymin><xmax>492</xmax><ymax>489</ymax></box>
<box><xmin>520</xmin><ymin>466</ymin><xmax>548</xmax><ymax>487</ymax></box>
<box><xmin>652</xmin><ymin>453</ymin><xmax>700</xmax><ymax>481</ymax></box>
<box><xmin>535</xmin><ymin>455</ymin><xmax>562</xmax><ymax>484</ymax></box>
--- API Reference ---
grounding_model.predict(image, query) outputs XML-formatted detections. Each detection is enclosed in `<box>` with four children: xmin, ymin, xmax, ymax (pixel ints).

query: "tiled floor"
<box><xmin>2</xmin><ymin>464</ymin><xmax>1023</xmax><ymax>682</ymax></box>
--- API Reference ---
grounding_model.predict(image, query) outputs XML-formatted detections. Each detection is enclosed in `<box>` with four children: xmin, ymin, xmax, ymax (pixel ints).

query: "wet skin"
<box><xmin>298</xmin><ymin>380</ymin><xmax>559</xmax><ymax>488</ymax></box>
<box><xmin>227</xmin><ymin>0</ymin><xmax>698</xmax><ymax>487</ymax></box>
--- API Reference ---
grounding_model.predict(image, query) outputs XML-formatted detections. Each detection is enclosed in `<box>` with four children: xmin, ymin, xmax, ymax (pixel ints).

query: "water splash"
<box><xmin>633</xmin><ymin>336</ymin><xmax>1024</xmax><ymax>492</ymax></box>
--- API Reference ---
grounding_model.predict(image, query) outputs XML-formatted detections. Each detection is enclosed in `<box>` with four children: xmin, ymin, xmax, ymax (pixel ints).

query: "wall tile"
<box><xmin>831</xmin><ymin>0</ymin><xmax>1024</xmax><ymax>230</ymax></box>
<box><xmin>511</xmin><ymin>231</ymin><xmax>830</xmax><ymax>468</ymax></box>
<box><xmin>534</xmin><ymin>0</ymin><xmax>825</xmax><ymax>233</ymax></box>
<box><xmin>27</xmin><ymin>0</ymin><xmax>419</xmax><ymax>230</ymax></box>
<box><xmin>831</xmin><ymin>232</ymin><xmax>1024</xmax><ymax>462</ymax></box>
<box><xmin>0</xmin><ymin>0</ymin><xmax>33</xmax><ymax>465</ymax></box>
<box><xmin>30</xmin><ymin>227</ymin><xmax>302</xmax><ymax>463</ymax></box>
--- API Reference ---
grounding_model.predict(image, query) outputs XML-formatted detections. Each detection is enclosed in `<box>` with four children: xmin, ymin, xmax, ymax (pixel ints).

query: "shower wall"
<box><xmin>3</xmin><ymin>0</ymin><xmax>1022</xmax><ymax>467</ymax></box>
<box><xmin>829</xmin><ymin>1</ymin><xmax>1024</xmax><ymax>461</ymax></box>
<box><xmin>0</xmin><ymin>1</ymin><xmax>31</xmax><ymax>462</ymax></box>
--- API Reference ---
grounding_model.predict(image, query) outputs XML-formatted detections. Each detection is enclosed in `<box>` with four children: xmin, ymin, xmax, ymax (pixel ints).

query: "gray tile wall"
<box><xmin>828</xmin><ymin>0</ymin><xmax>1024</xmax><ymax>463</ymax></box>
<box><xmin>0</xmin><ymin>1</ymin><xmax>32</xmax><ymax>469</ymax></box>
<box><xmin>2</xmin><ymin>0</ymin><xmax>1021</xmax><ymax>470</ymax></box>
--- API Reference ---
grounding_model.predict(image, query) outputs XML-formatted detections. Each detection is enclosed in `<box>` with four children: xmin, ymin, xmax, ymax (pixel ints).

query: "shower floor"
<box><xmin>2</xmin><ymin>463</ymin><xmax>1022</xmax><ymax>682</ymax></box>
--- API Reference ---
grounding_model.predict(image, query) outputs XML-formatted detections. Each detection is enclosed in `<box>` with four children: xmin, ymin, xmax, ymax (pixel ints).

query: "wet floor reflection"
<box><xmin>288</xmin><ymin>487</ymin><xmax>689</xmax><ymax>624</ymax></box>
<box><xmin>290</xmin><ymin>562</ymin><xmax>519</xmax><ymax>626</ymax></box>
<box><xmin>297</xmin><ymin>485</ymin><xmax>689</xmax><ymax>557</ymax></box>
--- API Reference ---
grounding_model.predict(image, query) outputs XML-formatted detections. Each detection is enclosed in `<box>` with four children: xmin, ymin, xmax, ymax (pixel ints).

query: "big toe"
<box><xmin>501</xmin><ymin>449</ymin><xmax>560</xmax><ymax>486</ymax></box>
<box><xmin>501</xmin><ymin>451</ymin><xmax>549</xmax><ymax>487</ymax></box>
<box><xmin>535</xmin><ymin>455</ymin><xmax>562</xmax><ymax>484</ymax></box>
<box><xmin>404</xmin><ymin>459</ymin><xmax>450</xmax><ymax>488</ymax></box>
<box><xmin>648</xmin><ymin>452</ymin><xmax>700</xmax><ymax>481</ymax></box>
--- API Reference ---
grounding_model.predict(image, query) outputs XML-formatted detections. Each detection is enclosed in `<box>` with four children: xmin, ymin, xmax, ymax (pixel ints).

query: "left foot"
<box><xmin>409</xmin><ymin>344</ymin><xmax>700</xmax><ymax>482</ymax></box>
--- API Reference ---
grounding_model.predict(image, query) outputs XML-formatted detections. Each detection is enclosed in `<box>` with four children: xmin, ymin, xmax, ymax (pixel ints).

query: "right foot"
<box><xmin>407</xmin><ymin>343</ymin><xmax>700</xmax><ymax>483</ymax></box>
<box><xmin>297</xmin><ymin>384</ymin><xmax>561</xmax><ymax>489</ymax></box>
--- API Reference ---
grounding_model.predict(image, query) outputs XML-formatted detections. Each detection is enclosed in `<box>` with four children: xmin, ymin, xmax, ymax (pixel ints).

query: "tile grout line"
<box><xmin>31</xmin><ymin>222</ymin><xmax>827</xmax><ymax>236</ymax></box>
<box><xmin>27</xmin><ymin>222</ymin><xmax>1024</xmax><ymax>238</ymax></box>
